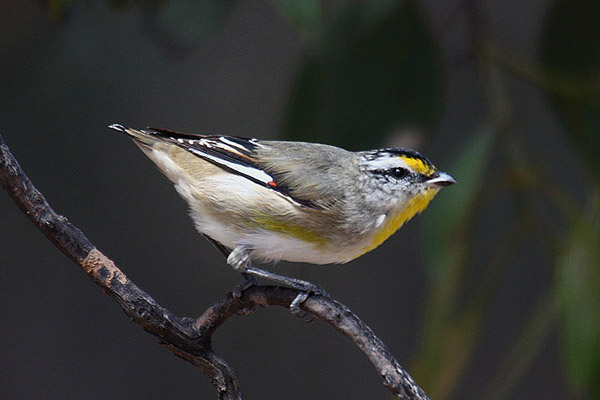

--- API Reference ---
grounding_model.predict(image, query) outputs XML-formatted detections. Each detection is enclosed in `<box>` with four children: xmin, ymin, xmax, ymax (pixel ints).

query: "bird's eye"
<box><xmin>388</xmin><ymin>167</ymin><xmax>409</xmax><ymax>179</ymax></box>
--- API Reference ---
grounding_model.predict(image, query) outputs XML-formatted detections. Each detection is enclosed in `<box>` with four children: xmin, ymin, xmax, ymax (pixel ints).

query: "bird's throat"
<box><xmin>359</xmin><ymin>189</ymin><xmax>439</xmax><ymax>256</ymax></box>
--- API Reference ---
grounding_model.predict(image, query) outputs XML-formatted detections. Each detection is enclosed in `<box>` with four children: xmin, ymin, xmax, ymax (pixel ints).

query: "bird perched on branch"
<box><xmin>111</xmin><ymin>124</ymin><xmax>455</xmax><ymax>296</ymax></box>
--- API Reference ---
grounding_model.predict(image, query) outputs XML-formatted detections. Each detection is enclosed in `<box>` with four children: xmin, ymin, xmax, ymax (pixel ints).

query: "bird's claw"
<box><xmin>289</xmin><ymin>292</ymin><xmax>317</xmax><ymax>322</ymax></box>
<box><xmin>232</xmin><ymin>274</ymin><xmax>259</xmax><ymax>301</ymax></box>
<box><xmin>289</xmin><ymin>291</ymin><xmax>319</xmax><ymax>323</ymax></box>
<box><xmin>290</xmin><ymin>292</ymin><xmax>309</xmax><ymax>317</ymax></box>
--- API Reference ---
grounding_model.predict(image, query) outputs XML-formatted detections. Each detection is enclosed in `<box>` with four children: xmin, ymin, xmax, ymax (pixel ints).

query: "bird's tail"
<box><xmin>109</xmin><ymin>124</ymin><xmax>159</xmax><ymax>148</ymax></box>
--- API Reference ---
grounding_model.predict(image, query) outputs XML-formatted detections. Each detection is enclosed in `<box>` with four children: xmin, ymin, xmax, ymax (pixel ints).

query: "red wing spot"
<box><xmin>267</xmin><ymin>180</ymin><xmax>277</xmax><ymax>188</ymax></box>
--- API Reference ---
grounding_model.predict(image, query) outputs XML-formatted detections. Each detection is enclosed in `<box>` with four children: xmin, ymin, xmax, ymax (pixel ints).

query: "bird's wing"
<box><xmin>145</xmin><ymin>127</ymin><xmax>324</xmax><ymax>209</ymax></box>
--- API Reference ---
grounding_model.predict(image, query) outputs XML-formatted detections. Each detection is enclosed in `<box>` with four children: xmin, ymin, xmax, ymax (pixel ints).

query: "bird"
<box><xmin>110</xmin><ymin>124</ymin><xmax>455</xmax><ymax>297</ymax></box>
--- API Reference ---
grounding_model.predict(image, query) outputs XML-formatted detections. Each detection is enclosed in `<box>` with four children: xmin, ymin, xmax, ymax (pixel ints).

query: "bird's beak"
<box><xmin>426</xmin><ymin>171</ymin><xmax>456</xmax><ymax>187</ymax></box>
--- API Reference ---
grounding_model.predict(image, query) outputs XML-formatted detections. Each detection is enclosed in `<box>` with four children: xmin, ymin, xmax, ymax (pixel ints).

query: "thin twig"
<box><xmin>0</xmin><ymin>133</ymin><xmax>429</xmax><ymax>400</ymax></box>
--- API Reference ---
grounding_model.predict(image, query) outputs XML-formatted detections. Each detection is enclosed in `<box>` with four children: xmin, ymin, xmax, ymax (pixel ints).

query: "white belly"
<box><xmin>189</xmin><ymin>209</ymin><xmax>356</xmax><ymax>265</ymax></box>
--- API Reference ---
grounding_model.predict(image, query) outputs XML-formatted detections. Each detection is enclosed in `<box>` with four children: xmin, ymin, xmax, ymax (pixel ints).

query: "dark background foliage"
<box><xmin>1</xmin><ymin>0</ymin><xmax>598</xmax><ymax>399</ymax></box>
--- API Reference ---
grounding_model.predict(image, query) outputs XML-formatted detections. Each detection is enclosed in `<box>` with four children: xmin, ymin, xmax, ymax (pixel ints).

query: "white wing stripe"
<box><xmin>189</xmin><ymin>148</ymin><xmax>274</xmax><ymax>184</ymax></box>
<box><xmin>219</xmin><ymin>137</ymin><xmax>248</xmax><ymax>151</ymax></box>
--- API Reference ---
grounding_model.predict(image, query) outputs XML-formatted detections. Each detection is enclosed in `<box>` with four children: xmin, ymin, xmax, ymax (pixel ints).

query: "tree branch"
<box><xmin>0</xmin><ymin>133</ymin><xmax>430</xmax><ymax>400</ymax></box>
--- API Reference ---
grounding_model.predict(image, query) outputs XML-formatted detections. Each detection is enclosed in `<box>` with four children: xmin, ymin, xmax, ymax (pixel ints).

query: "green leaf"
<box><xmin>422</xmin><ymin>126</ymin><xmax>496</xmax><ymax>278</ymax></box>
<box><xmin>555</xmin><ymin>202</ymin><xmax>600</xmax><ymax>397</ymax></box>
<box><xmin>413</xmin><ymin>127</ymin><xmax>496</xmax><ymax>396</ymax></box>
<box><xmin>483</xmin><ymin>292</ymin><xmax>559</xmax><ymax>400</ymax></box>
<box><xmin>539</xmin><ymin>0</ymin><xmax>600</xmax><ymax>177</ymax></box>
<box><xmin>281</xmin><ymin>1</ymin><xmax>443</xmax><ymax>150</ymax></box>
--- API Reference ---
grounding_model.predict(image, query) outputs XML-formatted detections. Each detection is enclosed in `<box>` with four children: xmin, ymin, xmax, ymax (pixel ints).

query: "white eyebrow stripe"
<box><xmin>367</xmin><ymin>157</ymin><xmax>411</xmax><ymax>171</ymax></box>
<box><xmin>189</xmin><ymin>148</ymin><xmax>273</xmax><ymax>184</ymax></box>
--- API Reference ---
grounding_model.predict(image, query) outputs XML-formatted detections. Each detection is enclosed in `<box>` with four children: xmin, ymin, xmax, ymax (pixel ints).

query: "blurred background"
<box><xmin>1</xmin><ymin>0</ymin><xmax>598</xmax><ymax>399</ymax></box>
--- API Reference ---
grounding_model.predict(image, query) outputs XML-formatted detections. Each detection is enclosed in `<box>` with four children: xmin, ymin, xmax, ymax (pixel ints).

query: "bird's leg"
<box><xmin>228</xmin><ymin>246</ymin><xmax>328</xmax><ymax>295</ymax></box>
<box><xmin>242</xmin><ymin>266</ymin><xmax>328</xmax><ymax>298</ymax></box>
<box><xmin>203</xmin><ymin>235</ymin><xmax>258</xmax><ymax>300</ymax></box>
<box><xmin>226</xmin><ymin>246</ymin><xmax>260</xmax><ymax>297</ymax></box>
<box><xmin>243</xmin><ymin>266</ymin><xmax>327</xmax><ymax>317</ymax></box>
<box><xmin>207</xmin><ymin>239</ymin><xmax>328</xmax><ymax>312</ymax></box>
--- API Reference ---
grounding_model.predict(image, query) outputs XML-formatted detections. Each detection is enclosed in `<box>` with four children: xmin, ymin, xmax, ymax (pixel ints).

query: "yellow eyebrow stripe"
<box><xmin>399</xmin><ymin>156</ymin><xmax>435</xmax><ymax>176</ymax></box>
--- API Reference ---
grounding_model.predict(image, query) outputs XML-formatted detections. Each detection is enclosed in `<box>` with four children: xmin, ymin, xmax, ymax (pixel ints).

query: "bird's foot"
<box><xmin>232</xmin><ymin>274</ymin><xmax>259</xmax><ymax>315</ymax></box>
<box><xmin>232</xmin><ymin>273</ymin><xmax>259</xmax><ymax>300</ymax></box>
<box><xmin>241</xmin><ymin>266</ymin><xmax>327</xmax><ymax>320</ymax></box>
<box><xmin>243</xmin><ymin>266</ymin><xmax>329</xmax><ymax>297</ymax></box>
<box><xmin>287</xmin><ymin>292</ymin><xmax>314</xmax><ymax>322</ymax></box>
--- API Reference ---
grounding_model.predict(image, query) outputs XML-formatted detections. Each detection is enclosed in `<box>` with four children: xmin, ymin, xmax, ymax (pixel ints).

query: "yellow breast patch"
<box><xmin>358</xmin><ymin>188</ymin><xmax>438</xmax><ymax>257</ymax></box>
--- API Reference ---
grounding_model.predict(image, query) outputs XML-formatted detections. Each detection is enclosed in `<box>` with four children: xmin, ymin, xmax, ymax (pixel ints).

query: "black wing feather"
<box><xmin>145</xmin><ymin>127</ymin><xmax>320</xmax><ymax>209</ymax></box>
